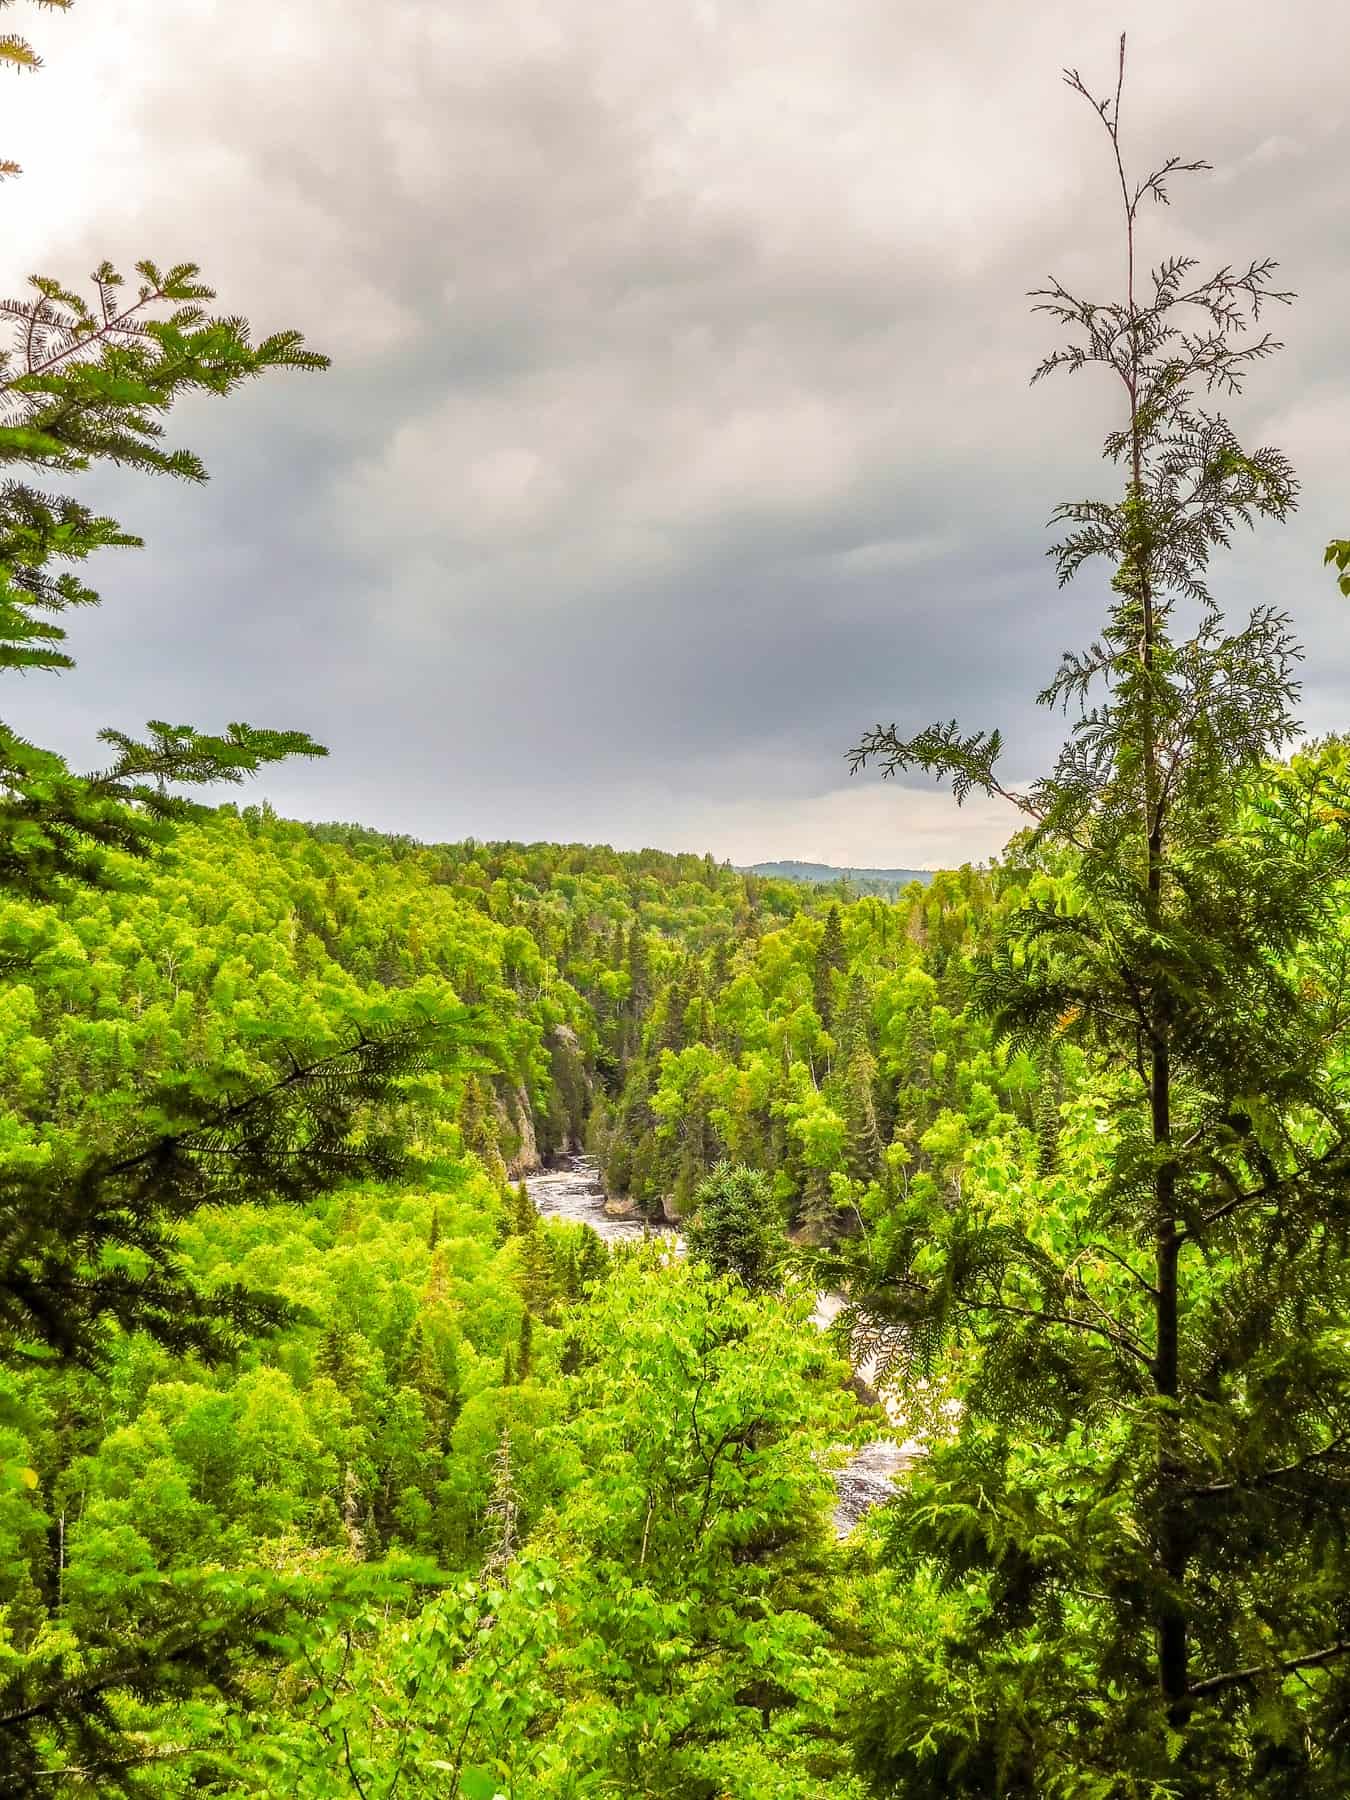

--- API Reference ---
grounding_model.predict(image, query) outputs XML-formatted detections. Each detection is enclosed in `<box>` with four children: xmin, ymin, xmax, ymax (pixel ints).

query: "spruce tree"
<box><xmin>686</xmin><ymin>1163</ymin><xmax>783</xmax><ymax>1293</ymax></box>
<box><xmin>841</xmin><ymin>39</ymin><xmax>1350</xmax><ymax>1794</ymax></box>
<box><xmin>623</xmin><ymin>924</ymin><xmax>653</xmax><ymax>1060</ymax></box>
<box><xmin>813</xmin><ymin>903</ymin><xmax>846</xmax><ymax>1033</ymax></box>
<box><xmin>509</xmin><ymin>1180</ymin><xmax>537</xmax><ymax>1236</ymax></box>
<box><xmin>842</xmin><ymin>1042</ymin><xmax>885</xmax><ymax>1183</ymax></box>
<box><xmin>0</xmin><ymin>260</ymin><xmax>334</xmax><ymax>898</ymax></box>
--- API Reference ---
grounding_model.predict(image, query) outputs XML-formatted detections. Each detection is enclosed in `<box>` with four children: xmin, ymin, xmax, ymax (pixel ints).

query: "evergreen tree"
<box><xmin>685</xmin><ymin>1163</ymin><xmax>783</xmax><ymax>1293</ymax></box>
<box><xmin>509</xmin><ymin>1180</ymin><xmax>537</xmax><ymax>1236</ymax></box>
<box><xmin>842</xmin><ymin>1042</ymin><xmax>885</xmax><ymax>1183</ymax></box>
<box><xmin>458</xmin><ymin>1074</ymin><xmax>499</xmax><ymax>1168</ymax></box>
<box><xmin>0</xmin><ymin>260</ymin><xmax>332</xmax><ymax>900</ymax></box>
<box><xmin>813</xmin><ymin>903</ymin><xmax>846</xmax><ymax>1033</ymax></box>
<box><xmin>313</xmin><ymin>1318</ymin><xmax>356</xmax><ymax>1390</ymax></box>
<box><xmin>837</xmin><ymin>969</ymin><xmax>873</xmax><ymax>1058</ymax></box>
<box><xmin>843</xmin><ymin>40</ymin><xmax>1350</xmax><ymax>1792</ymax></box>
<box><xmin>659</xmin><ymin>969</ymin><xmax>691</xmax><ymax>1052</ymax></box>
<box><xmin>623</xmin><ymin>925</ymin><xmax>653</xmax><ymax>1059</ymax></box>
<box><xmin>1035</xmin><ymin>1042</ymin><xmax>1065</xmax><ymax>1178</ymax></box>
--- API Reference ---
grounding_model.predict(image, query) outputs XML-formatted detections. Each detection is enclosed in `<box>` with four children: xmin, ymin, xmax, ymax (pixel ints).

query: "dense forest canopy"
<box><xmin>1</xmin><ymin>13</ymin><xmax>1348</xmax><ymax>1798</ymax></box>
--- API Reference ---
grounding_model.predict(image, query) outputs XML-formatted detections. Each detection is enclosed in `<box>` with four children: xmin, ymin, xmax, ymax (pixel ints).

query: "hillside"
<box><xmin>741</xmin><ymin>858</ymin><xmax>935</xmax><ymax>894</ymax></box>
<box><xmin>0</xmin><ymin>806</ymin><xmax>899</xmax><ymax>1787</ymax></box>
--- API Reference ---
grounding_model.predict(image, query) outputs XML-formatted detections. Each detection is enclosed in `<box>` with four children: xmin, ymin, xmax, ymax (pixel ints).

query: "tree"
<box><xmin>842</xmin><ymin>38</ymin><xmax>1350</xmax><ymax>1793</ymax></box>
<box><xmin>685</xmin><ymin>1162</ymin><xmax>784</xmax><ymax>1293</ymax></box>
<box><xmin>239</xmin><ymin>1258</ymin><xmax>860</xmax><ymax>1798</ymax></box>
<box><xmin>0</xmin><ymin>1028</ymin><xmax>461</xmax><ymax>1369</ymax></box>
<box><xmin>1034</xmin><ymin>1042</ymin><xmax>1064</xmax><ymax>1178</ymax></box>
<box><xmin>623</xmin><ymin>923</ymin><xmax>652</xmax><ymax>1059</ymax></box>
<box><xmin>841</xmin><ymin>1041</ymin><xmax>885</xmax><ymax>1183</ymax></box>
<box><xmin>813</xmin><ymin>903</ymin><xmax>846</xmax><ymax>1033</ymax></box>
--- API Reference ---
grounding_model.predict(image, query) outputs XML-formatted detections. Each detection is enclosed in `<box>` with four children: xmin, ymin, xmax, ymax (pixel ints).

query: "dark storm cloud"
<box><xmin>5</xmin><ymin>0</ymin><xmax>1347</xmax><ymax>864</ymax></box>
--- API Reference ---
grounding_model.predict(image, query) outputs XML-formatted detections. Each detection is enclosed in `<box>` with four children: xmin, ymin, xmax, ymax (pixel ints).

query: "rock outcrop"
<box><xmin>504</xmin><ymin>1082</ymin><xmax>541</xmax><ymax>1177</ymax></box>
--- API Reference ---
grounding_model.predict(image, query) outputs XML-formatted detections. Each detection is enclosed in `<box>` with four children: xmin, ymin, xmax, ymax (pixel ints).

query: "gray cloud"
<box><xmin>5</xmin><ymin>0</ymin><xmax>1347</xmax><ymax>865</ymax></box>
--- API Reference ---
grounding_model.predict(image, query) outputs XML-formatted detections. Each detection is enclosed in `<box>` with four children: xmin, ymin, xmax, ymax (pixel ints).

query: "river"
<box><xmin>524</xmin><ymin>1154</ymin><xmax>913</xmax><ymax>1535</ymax></box>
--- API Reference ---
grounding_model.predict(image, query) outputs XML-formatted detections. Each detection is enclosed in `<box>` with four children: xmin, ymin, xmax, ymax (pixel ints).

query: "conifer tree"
<box><xmin>813</xmin><ymin>903</ymin><xmax>846</xmax><ymax>1033</ymax></box>
<box><xmin>1</xmin><ymin>259</ymin><xmax>334</xmax><ymax>899</ymax></box>
<box><xmin>1034</xmin><ymin>1042</ymin><xmax>1064</xmax><ymax>1178</ymax></box>
<box><xmin>842</xmin><ymin>1042</ymin><xmax>885</xmax><ymax>1183</ymax></box>
<box><xmin>623</xmin><ymin>924</ymin><xmax>653</xmax><ymax>1059</ymax></box>
<box><xmin>509</xmin><ymin>1180</ymin><xmax>537</xmax><ymax>1236</ymax></box>
<box><xmin>685</xmin><ymin>1163</ymin><xmax>783</xmax><ymax>1293</ymax></box>
<box><xmin>841</xmin><ymin>39</ymin><xmax>1350</xmax><ymax>1793</ymax></box>
<box><xmin>458</xmin><ymin>1075</ymin><xmax>494</xmax><ymax>1161</ymax></box>
<box><xmin>659</xmin><ymin>968</ymin><xmax>691</xmax><ymax>1052</ymax></box>
<box><xmin>837</xmin><ymin>969</ymin><xmax>873</xmax><ymax>1059</ymax></box>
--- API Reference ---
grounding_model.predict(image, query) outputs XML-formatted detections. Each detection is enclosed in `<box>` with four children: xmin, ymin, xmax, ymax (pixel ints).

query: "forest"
<box><xmin>4</xmin><ymin>13</ymin><xmax>1350</xmax><ymax>1799</ymax></box>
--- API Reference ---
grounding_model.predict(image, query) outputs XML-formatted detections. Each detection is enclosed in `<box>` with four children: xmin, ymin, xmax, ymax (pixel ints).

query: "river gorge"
<box><xmin>524</xmin><ymin>1154</ymin><xmax>913</xmax><ymax>1534</ymax></box>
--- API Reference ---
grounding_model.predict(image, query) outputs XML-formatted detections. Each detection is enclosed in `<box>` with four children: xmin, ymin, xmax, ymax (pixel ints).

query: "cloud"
<box><xmin>3</xmin><ymin>0</ymin><xmax>1347</xmax><ymax>864</ymax></box>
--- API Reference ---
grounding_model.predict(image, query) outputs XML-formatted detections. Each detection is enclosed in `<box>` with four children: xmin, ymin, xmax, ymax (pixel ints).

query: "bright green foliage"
<box><xmin>0</xmin><ymin>1022</ymin><xmax>465</xmax><ymax>1369</ymax></box>
<box><xmin>599</xmin><ymin>867</ymin><xmax>1038</xmax><ymax>1237</ymax></box>
<box><xmin>843</xmin><ymin>44</ymin><xmax>1350</xmax><ymax>1796</ymax></box>
<box><xmin>0</xmin><ymin>811</ymin><xmax>877</xmax><ymax>1786</ymax></box>
<box><xmin>1326</xmin><ymin>538</ymin><xmax>1350</xmax><ymax>598</ymax></box>
<box><xmin>0</xmin><ymin>218</ymin><xmax>483</xmax><ymax>1775</ymax></box>
<box><xmin>685</xmin><ymin>1162</ymin><xmax>784</xmax><ymax>1291</ymax></box>
<box><xmin>220</xmin><ymin>1256</ymin><xmax>865</xmax><ymax>1797</ymax></box>
<box><xmin>8</xmin><ymin>22</ymin><xmax>1344</xmax><ymax>1794</ymax></box>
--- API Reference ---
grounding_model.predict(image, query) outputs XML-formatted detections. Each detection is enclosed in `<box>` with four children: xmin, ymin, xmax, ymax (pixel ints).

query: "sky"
<box><xmin>4</xmin><ymin>0</ymin><xmax>1347</xmax><ymax>867</ymax></box>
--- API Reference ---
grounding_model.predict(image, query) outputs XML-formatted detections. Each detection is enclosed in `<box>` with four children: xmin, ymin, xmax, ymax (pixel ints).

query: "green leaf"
<box><xmin>458</xmin><ymin>1768</ymin><xmax>505</xmax><ymax>1800</ymax></box>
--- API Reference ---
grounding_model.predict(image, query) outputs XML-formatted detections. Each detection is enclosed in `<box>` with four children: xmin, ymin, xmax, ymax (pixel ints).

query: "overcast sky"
<box><xmin>5</xmin><ymin>0</ymin><xmax>1347</xmax><ymax>866</ymax></box>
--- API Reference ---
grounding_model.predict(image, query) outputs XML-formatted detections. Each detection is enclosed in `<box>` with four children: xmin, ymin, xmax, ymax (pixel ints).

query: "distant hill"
<box><xmin>742</xmin><ymin>860</ymin><xmax>934</xmax><ymax>895</ymax></box>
